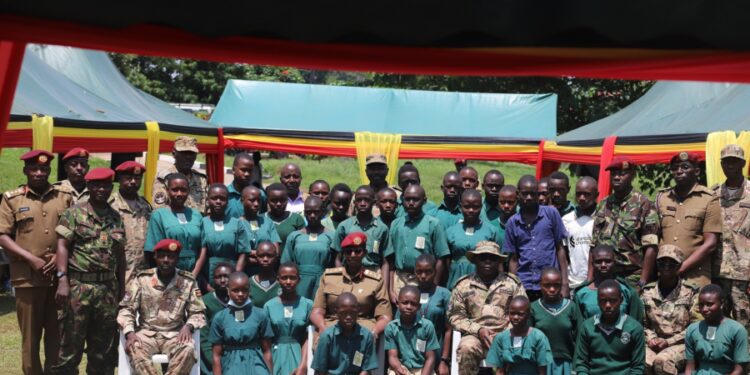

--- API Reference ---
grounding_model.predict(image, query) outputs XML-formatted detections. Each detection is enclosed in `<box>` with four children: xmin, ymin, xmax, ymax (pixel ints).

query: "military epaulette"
<box><xmin>137</xmin><ymin>268</ymin><xmax>156</xmax><ymax>277</ymax></box>
<box><xmin>642</xmin><ymin>281</ymin><xmax>658</xmax><ymax>289</ymax></box>
<box><xmin>454</xmin><ymin>274</ymin><xmax>471</xmax><ymax>285</ymax></box>
<box><xmin>682</xmin><ymin>279</ymin><xmax>700</xmax><ymax>290</ymax></box>
<box><xmin>711</xmin><ymin>184</ymin><xmax>721</xmax><ymax>191</ymax></box>
<box><xmin>504</xmin><ymin>272</ymin><xmax>522</xmax><ymax>284</ymax></box>
<box><xmin>324</xmin><ymin>267</ymin><xmax>344</xmax><ymax>275</ymax></box>
<box><xmin>4</xmin><ymin>186</ymin><xmax>26</xmax><ymax>199</ymax></box>
<box><xmin>363</xmin><ymin>269</ymin><xmax>381</xmax><ymax>280</ymax></box>
<box><xmin>177</xmin><ymin>269</ymin><xmax>197</xmax><ymax>280</ymax></box>
<box><xmin>192</xmin><ymin>169</ymin><xmax>207</xmax><ymax>177</ymax></box>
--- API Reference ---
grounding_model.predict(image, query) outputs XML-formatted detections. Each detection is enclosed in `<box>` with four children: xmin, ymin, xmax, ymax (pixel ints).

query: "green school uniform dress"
<box><xmin>201</xmin><ymin>292</ymin><xmax>229</xmax><ymax>375</ymax></box>
<box><xmin>573</xmin><ymin>314</ymin><xmax>645</xmax><ymax>375</ymax></box>
<box><xmin>241</xmin><ymin>215</ymin><xmax>281</xmax><ymax>275</ymax></box>
<box><xmin>428</xmin><ymin>201</ymin><xmax>462</xmax><ymax>230</ymax></box>
<box><xmin>487</xmin><ymin>327</ymin><xmax>553</xmax><ymax>375</ymax></box>
<box><xmin>263</xmin><ymin>296</ymin><xmax>313</xmax><ymax>375</ymax></box>
<box><xmin>384</xmin><ymin>213</ymin><xmax>450</xmax><ymax>272</ymax></box>
<box><xmin>280</xmin><ymin>230</ymin><xmax>336</xmax><ymax>299</ymax></box>
<box><xmin>573</xmin><ymin>278</ymin><xmax>644</xmax><ymax>322</ymax></box>
<box><xmin>145</xmin><ymin>207</ymin><xmax>203</xmax><ymax>271</ymax></box>
<box><xmin>384</xmin><ymin>317</ymin><xmax>441</xmax><ymax>371</ymax></box>
<box><xmin>265</xmin><ymin>212</ymin><xmax>305</xmax><ymax>250</ymax></box>
<box><xmin>312</xmin><ymin>323</ymin><xmax>379</xmax><ymax>375</ymax></box>
<box><xmin>200</xmin><ymin>216</ymin><xmax>250</xmax><ymax>279</ymax></box>
<box><xmin>226</xmin><ymin>182</ymin><xmax>267</xmax><ymax>219</ymax></box>
<box><xmin>530</xmin><ymin>298</ymin><xmax>580</xmax><ymax>375</ymax></box>
<box><xmin>250</xmin><ymin>276</ymin><xmax>281</xmax><ymax>308</ymax></box>
<box><xmin>685</xmin><ymin>318</ymin><xmax>750</xmax><ymax>375</ymax></box>
<box><xmin>334</xmin><ymin>216</ymin><xmax>389</xmax><ymax>268</ymax></box>
<box><xmin>445</xmin><ymin>220</ymin><xmax>501</xmax><ymax>289</ymax></box>
<box><xmin>208</xmin><ymin>301</ymin><xmax>273</xmax><ymax>375</ymax></box>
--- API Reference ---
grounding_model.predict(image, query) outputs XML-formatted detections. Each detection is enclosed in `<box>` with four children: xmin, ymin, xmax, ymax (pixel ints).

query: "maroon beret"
<box><xmin>669</xmin><ymin>151</ymin><xmax>701</xmax><ymax>165</ymax></box>
<box><xmin>341</xmin><ymin>232</ymin><xmax>367</xmax><ymax>249</ymax></box>
<box><xmin>605</xmin><ymin>156</ymin><xmax>636</xmax><ymax>171</ymax></box>
<box><xmin>115</xmin><ymin>161</ymin><xmax>146</xmax><ymax>175</ymax></box>
<box><xmin>84</xmin><ymin>167</ymin><xmax>115</xmax><ymax>182</ymax></box>
<box><xmin>153</xmin><ymin>239</ymin><xmax>181</xmax><ymax>253</ymax></box>
<box><xmin>20</xmin><ymin>150</ymin><xmax>54</xmax><ymax>165</ymax></box>
<box><xmin>62</xmin><ymin>147</ymin><xmax>89</xmax><ymax>161</ymax></box>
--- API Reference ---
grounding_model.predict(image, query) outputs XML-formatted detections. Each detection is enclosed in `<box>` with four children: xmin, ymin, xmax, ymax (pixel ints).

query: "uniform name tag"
<box><xmin>18</xmin><ymin>207</ymin><xmax>30</xmax><ymax>213</ymax></box>
<box><xmin>416</xmin><ymin>339</ymin><xmax>426</xmax><ymax>352</ymax></box>
<box><xmin>309</xmin><ymin>233</ymin><xmax>318</xmax><ymax>242</ymax></box>
<box><xmin>284</xmin><ymin>306</ymin><xmax>294</xmax><ymax>318</ymax></box>
<box><xmin>465</xmin><ymin>227</ymin><xmax>475</xmax><ymax>236</ymax></box>
<box><xmin>352</xmin><ymin>351</ymin><xmax>364</xmax><ymax>367</ymax></box>
<box><xmin>234</xmin><ymin>309</ymin><xmax>245</xmax><ymax>322</ymax></box>
<box><xmin>373</xmin><ymin>240</ymin><xmax>379</xmax><ymax>254</ymax></box>
<box><xmin>415</xmin><ymin>236</ymin><xmax>425</xmax><ymax>249</ymax></box>
<box><xmin>249</xmin><ymin>220</ymin><xmax>259</xmax><ymax>230</ymax></box>
<box><xmin>512</xmin><ymin>336</ymin><xmax>523</xmax><ymax>348</ymax></box>
<box><xmin>707</xmin><ymin>326</ymin><xmax>717</xmax><ymax>341</ymax></box>
<box><xmin>176</xmin><ymin>213</ymin><xmax>188</xmax><ymax>224</ymax></box>
<box><xmin>420</xmin><ymin>293</ymin><xmax>429</xmax><ymax>304</ymax></box>
<box><xmin>214</xmin><ymin>221</ymin><xmax>224</xmax><ymax>232</ymax></box>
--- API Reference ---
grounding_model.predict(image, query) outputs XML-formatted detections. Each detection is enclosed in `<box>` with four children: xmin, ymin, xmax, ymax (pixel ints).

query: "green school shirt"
<box><xmin>240</xmin><ymin>215</ymin><xmax>281</xmax><ymax>275</ymax></box>
<box><xmin>333</xmin><ymin>215</ymin><xmax>389</xmax><ymax>268</ymax></box>
<box><xmin>208</xmin><ymin>302</ymin><xmax>273</xmax><ymax>375</ymax></box>
<box><xmin>263</xmin><ymin>296</ymin><xmax>313</xmax><ymax>375</ymax></box>
<box><xmin>312</xmin><ymin>323</ymin><xmax>379</xmax><ymax>374</ymax></box>
<box><xmin>384</xmin><ymin>317</ymin><xmax>441</xmax><ymax>369</ymax></box>
<box><xmin>395</xmin><ymin>286</ymin><xmax>451</xmax><ymax>351</ymax></box>
<box><xmin>486</xmin><ymin>327</ymin><xmax>553</xmax><ymax>375</ymax></box>
<box><xmin>264</xmin><ymin>212</ymin><xmax>305</xmax><ymax>250</ymax></box>
<box><xmin>200</xmin><ymin>216</ymin><xmax>251</xmax><ymax>279</ymax></box>
<box><xmin>529</xmin><ymin>298</ymin><xmax>580</xmax><ymax>361</ymax></box>
<box><xmin>481</xmin><ymin>199</ymin><xmax>502</xmax><ymax>223</ymax></box>
<box><xmin>200</xmin><ymin>292</ymin><xmax>228</xmax><ymax>375</ymax></box>
<box><xmin>226</xmin><ymin>182</ymin><xmax>267</xmax><ymax>219</ymax></box>
<box><xmin>685</xmin><ymin>318</ymin><xmax>750</xmax><ymax>375</ymax></box>
<box><xmin>250</xmin><ymin>276</ymin><xmax>281</xmax><ymax>308</ymax></box>
<box><xmin>280</xmin><ymin>230</ymin><xmax>336</xmax><ymax>299</ymax></box>
<box><xmin>384</xmin><ymin>213</ymin><xmax>450</xmax><ymax>272</ymax></box>
<box><xmin>573</xmin><ymin>278</ymin><xmax>644</xmax><ymax>323</ymax></box>
<box><xmin>573</xmin><ymin>314</ymin><xmax>645</xmax><ymax>375</ymax></box>
<box><xmin>428</xmin><ymin>201</ymin><xmax>462</xmax><ymax>230</ymax></box>
<box><xmin>145</xmin><ymin>207</ymin><xmax>203</xmax><ymax>271</ymax></box>
<box><xmin>445</xmin><ymin>220</ymin><xmax>501</xmax><ymax>289</ymax></box>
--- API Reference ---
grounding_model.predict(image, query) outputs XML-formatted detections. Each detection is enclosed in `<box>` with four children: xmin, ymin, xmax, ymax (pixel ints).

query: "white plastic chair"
<box><xmin>450</xmin><ymin>331</ymin><xmax>489</xmax><ymax>375</ymax></box>
<box><xmin>118</xmin><ymin>330</ymin><xmax>200</xmax><ymax>375</ymax></box>
<box><xmin>306</xmin><ymin>325</ymin><xmax>386</xmax><ymax>375</ymax></box>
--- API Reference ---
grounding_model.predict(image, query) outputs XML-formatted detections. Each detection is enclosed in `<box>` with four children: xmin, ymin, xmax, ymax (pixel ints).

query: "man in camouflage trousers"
<box><xmin>152</xmin><ymin>136</ymin><xmax>208</xmax><ymax>213</ymax></box>
<box><xmin>591</xmin><ymin>156</ymin><xmax>659</xmax><ymax>289</ymax></box>
<box><xmin>448</xmin><ymin>241</ymin><xmax>526</xmax><ymax>375</ymax></box>
<box><xmin>118</xmin><ymin>238</ymin><xmax>206</xmax><ymax>375</ymax></box>
<box><xmin>713</xmin><ymin>144</ymin><xmax>750</xmax><ymax>331</ymax></box>
<box><xmin>52</xmin><ymin>167</ymin><xmax>126</xmax><ymax>375</ymax></box>
<box><xmin>642</xmin><ymin>245</ymin><xmax>700</xmax><ymax>375</ymax></box>
<box><xmin>110</xmin><ymin>161</ymin><xmax>152</xmax><ymax>285</ymax></box>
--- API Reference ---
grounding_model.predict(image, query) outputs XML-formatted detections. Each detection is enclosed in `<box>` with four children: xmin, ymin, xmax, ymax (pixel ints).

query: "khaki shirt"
<box><xmin>313</xmin><ymin>267</ymin><xmax>391</xmax><ymax>327</ymax></box>
<box><xmin>641</xmin><ymin>280</ymin><xmax>700</xmax><ymax>346</ymax></box>
<box><xmin>117</xmin><ymin>268</ymin><xmax>206</xmax><ymax>337</ymax></box>
<box><xmin>0</xmin><ymin>185</ymin><xmax>72</xmax><ymax>288</ymax></box>
<box><xmin>152</xmin><ymin>165</ymin><xmax>208</xmax><ymax>214</ymax></box>
<box><xmin>55</xmin><ymin>179</ymin><xmax>89</xmax><ymax>205</ymax></box>
<box><xmin>448</xmin><ymin>273</ymin><xmax>526</xmax><ymax>337</ymax></box>
<box><xmin>108</xmin><ymin>191</ymin><xmax>152</xmax><ymax>283</ymax></box>
<box><xmin>713</xmin><ymin>180</ymin><xmax>750</xmax><ymax>281</ymax></box>
<box><xmin>657</xmin><ymin>184</ymin><xmax>721</xmax><ymax>286</ymax></box>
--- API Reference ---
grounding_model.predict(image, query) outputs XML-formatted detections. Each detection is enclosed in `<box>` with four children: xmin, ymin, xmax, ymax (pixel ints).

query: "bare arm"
<box><xmin>435</xmin><ymin>257</ymin><xmax>447</xmax><ymax>286</ymax></box>
<box><xmin>310</xmin><ymin>307</ymin><xmax>328</xmax><ymax>333</ymax></box>
<box><xmin>509</xmin><ymin>253</ymin><xmax>518</xmax><ymax>275</ymax></box>
<box><xmin>262</xmin><ymin>338</ymin><xmax>273</xmax><ymax>372</ymax></box>
<box><xmin>729</xmin><ymin>364</ymin><xmax>745</xmax><ymax>375</ymax></box>
<box><xmin>684</xmin><ymin>360</ymin><xmax>695</xmax><ymax>375</ymax></box>
<box><xmin>55</xmin><ymin>237</ymin><xmax>70</xmax><ymax>306</ymax></box>
<box><xmin>212</xmin><ymin>344</ymin><xmax>223</xmax><ymax>375</ymax></box>
<box><xmin>296</xmin><ymin>332</ymin><xmax>309</xmax><ymax>375</ymax></box>
<box><xmin>236</xmin><ymin>253</ymin><xmax>246</xmax><ymax>272</ymax></box>
<box><xmin>0</xmin><ymin>234</ymin><xmax>46</xmax><ymax>272</ymax></box>
<box><xmin>372</xmin><ymin>314</ymin><xmax>391</xmax><ymax>339</ymax></box>
<box><xmin>193</xmin><ymin>247</ymin><xmax>208</xmax><ymax>277</ymax></box>
<box><xmin>556</xmin><ymin>242</ymin><xmax>570</xmax><ymax>297</ymax></box>
<box><xmin>640</xmin><ymin>245</ymin><xmax>657</xmax><ymax>285</ymax></box>
<box><xmin>679</xmin><ymin>233</ymin><xmax>718</xmax><ymax>276</ymax></box>
<box><xmin>387</xmin><ymin>349</ymin><xmax>408</xmax><ymax>375</ymax></box>
<box><xmin>334</xmin><ymin>253</ymin><xmax>343</xmax><ymax>268</ymax></box>
<box><xmin>421</xmin><ymin>349</ymin><xmax>437</xmax><ymax>375</ymax></box>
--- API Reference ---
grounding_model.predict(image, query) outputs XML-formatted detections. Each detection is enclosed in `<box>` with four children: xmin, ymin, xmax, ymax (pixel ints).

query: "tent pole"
<box><xmin>597</xmin><ymin>136</ymin><xmax>618</xmax><ymax>201</ymax></box>
<box><xmin>0</xmin><ymin>41</ymin><xmax>26</xmax><ymax>154</ymax></box>
<box><xmin>535</xmin><ymin>140</ymin><xmax>546</xmax><ymax>179</ymax></box>
<box><xmin>211</xmin><ymin>128</ymin><xmax>226</xmax><ymax>184</ymax></box>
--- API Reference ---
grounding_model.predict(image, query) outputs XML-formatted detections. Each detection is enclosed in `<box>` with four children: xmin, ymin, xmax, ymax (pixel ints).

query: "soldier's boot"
<box><xmin>457</xmin><ymin>335</ymin><xmax>484</xmax><ymax>375</ymax></box>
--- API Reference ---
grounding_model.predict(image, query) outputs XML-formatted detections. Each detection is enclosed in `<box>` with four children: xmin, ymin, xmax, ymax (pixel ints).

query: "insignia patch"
<box><xmin>622</xmin><ymin>161</ymin><xmax>629</xmax><ymax>169</ymax></box>
<box><xmin>621</xmin><ymin>332</ymin><xmax>631</xmax><ymax>344</ymax></box>
<box><xmin>39</xmin><ymin>155</ymin><xmax>48</xmax><ymax>163</ymax></box>
<box><xmin>169</xmin><ymin>243</ymin><xmax>178</xmax><ymax>251</ymax></box>
<box><xmin>353</xmin><ymin>237</ymin><xmax>362</xmax><ymax>245</ymax></box>
<box><xmin>134</xmin><ymin>167</ymin><xmax>142</xmax><ymax>174</ymax></box>
<box><xmin>154</xmin><ymin>192</ymin><xmax>167</xmax><ymax>204</ymax></box>
<box><xmin>79</xmin><ymin>150</ymin><xmax>86</xmax><ymax>157</ymax></box>
<box><xmin>679</xmin><ymin>152</ymin><xmax>689</xmax><ymax>161</ymax></box>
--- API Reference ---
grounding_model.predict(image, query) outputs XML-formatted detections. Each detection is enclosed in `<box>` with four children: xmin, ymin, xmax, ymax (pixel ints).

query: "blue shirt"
<box><xmin>226</xmin><ymin>182</ymin><xmax>267</xmax><ymax>219</ymax></box>
<box><xmin>504</xmin><ymin>205</ymin><xmax>566</xmax><ymax>290</ymax></box>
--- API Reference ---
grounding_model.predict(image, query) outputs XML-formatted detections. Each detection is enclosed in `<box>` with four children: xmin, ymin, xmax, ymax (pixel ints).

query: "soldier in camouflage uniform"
<box><xmin>642</xmin><ymin>244</ymin><xmax>700</xmax><ymax>375</ymax></box>
<box><xmin>152</xmin><ymin>136</ymin><xmax>208</xmax><ymax>213</ymax></box>
<box><xmin>118</xmin><ymin>238</ymin><xmax>206</xmax><ymax>375</ymax></box>
<box><xmin>54</xmin><ymin>147</ymin><xmax>91</xmax><ymax>205</ymax></box>
<box><xmin>591</xmin><ymin>156</ymin><xmax>660</xmax><ymax>289</ymax></box>
<box><xmin>52</xmin><ymin>167</ymin><xmax>126</xmax><ymax>375</ymax></box>
<box><xmin>448</xmin><ymin>241</ymin><xmax>526</xmax><ymax>375</ymax></box>
<box><xmin>712</xmin><ymin>144</ymin><xmax>750</xmax><ymax>332</ymax></box>
<box><xmin>110</xmin><ymin>161</ymin><xmax>152</xmax><ymax>285</ymax></box>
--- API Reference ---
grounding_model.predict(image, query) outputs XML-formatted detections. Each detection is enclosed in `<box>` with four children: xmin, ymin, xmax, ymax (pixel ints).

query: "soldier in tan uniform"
<box><xmin>448</xmin><ymin>241</ymin><xmax>526</xmax><ymax>375</ymax></box>
<box><xmin>0</xmin><ymin>150</ymin><xmax>71</xmax><ymax>375</ymax></box>
<box><xmin>110</xmin><ymin>161</ymin><xmax>152</xmax><ymax>285</ymax></box>
<box><xmin>656</xmin><ymin>152</ymin><xmax>721</xmax><ymax>287</ymax></box>
<box><xmin>55</xmin><ymin>147</ymin><xmax>90</xmax><ymax>204</ymax></box>
<box><xmin>712</xmin><ymin>144</ymin><xmax>750</xmax><ymax>331</ymax></box>
<box><xmin>310</xmin><ymin>232</ymin><xmax>392</xmax><ymax>340</ymax></box>
<box><xmin>118</xmin><ymin>238</ymin><xmax>206</xmax><ymax>375</ymax></box>
<box><xmin>642</xmin><ymin>244</ymin><xmax>700</xmax><ymax>375</ymax></box>
<box><xmin>152</xmin><ymin>136</ymin><xmax>208</xmax><ymax>213</ymax></box>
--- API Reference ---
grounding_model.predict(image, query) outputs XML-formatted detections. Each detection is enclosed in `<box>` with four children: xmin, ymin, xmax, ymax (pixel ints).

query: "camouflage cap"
<box><xmin>173</xmin><ymin>136</ymin><xmax>199</xmax><ymax>153</ymax></box>
<box><xmin>657</xmin><ymin>244</ymin><xmax>685</xmax><ymax>263</ymax></box>
<box><xmin>365</xmin><ymin>153</ymin><xmax>387</xmax><ymax>165</ymax></box>
<box><xmin>721</xmin><ymin>144</ymin><xmax>745</xmax><ymax>161</ymax></box>
<box><xmin>466</xmin><ymin>240</ymin><xmax>506</xmax><ymax>262</ymax></box>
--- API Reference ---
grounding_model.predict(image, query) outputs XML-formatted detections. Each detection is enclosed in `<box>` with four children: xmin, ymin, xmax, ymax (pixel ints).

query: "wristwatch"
<box><xmin>441</xmin><ymin>357</ymin><xmax>451</xmax><ymax>365</ymax></box>
<box><xmin>56</xmin><ymin>271</ymin><xmax>67</xmax><ymax>279</ymax></box>
<box><xmin>186</xmin><ymin>323</ymin><xmax>195</xmax><ymax>333</ymax></box>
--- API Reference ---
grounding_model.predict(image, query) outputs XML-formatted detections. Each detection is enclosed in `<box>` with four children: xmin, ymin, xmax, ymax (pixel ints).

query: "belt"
<box><xmin>223</xmin><ymin>343</ymin><xmax>260</xmax><ymax>351</ymax></box>
<box><xmin>298</xmin><ymin>264</ymin><xmax>324</xmax><ymax>276</ymax></box>
<box><xmin>69</xmin><ymin>271</ymin><xmax>115</xmax><ymax>282</ymax></box>
<box><xmin>276</xmin><ymin>337</ymin><xmax>299</xmax><ymax>344</ymax></box>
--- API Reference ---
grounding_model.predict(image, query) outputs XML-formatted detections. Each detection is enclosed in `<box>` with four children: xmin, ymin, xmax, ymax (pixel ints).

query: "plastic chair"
<box><xmin>306</xmin><ymin>325</ymin><xmax>386</xmax><ymax>375</ymax></box>
<box><xmin>117</xmin><ymin>330</ymin><xmax>200</xmax><ymax>375</ymax></box>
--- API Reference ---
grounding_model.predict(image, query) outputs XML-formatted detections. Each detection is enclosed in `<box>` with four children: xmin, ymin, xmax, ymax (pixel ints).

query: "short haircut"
<box><xmin>517</xmin><ymin>175</ymin><xmax>537</xmax><ymax>189</ymax></box>
<box><xmin>377</xmin><ymin>187</ymin><xmax>397</xmax><ymax>199</ymax></box>
<box><xmin>399</xmin><ymin>285</ymin><xmax>420</xmax><ymax>299</ymax></box>
<box><xmin>309</xmin><ymin>179</ymin><xmax>330</xmax><ymax>191</ymax></box>
<box><xmin>700</xmin><ymin>284</ymin><xmax>725</xmax><ymax>301</ymax></box>
<box><xmin>233</xmin><ymin>152</ymin><xmax>254</xmax><ymax>166</ymax></box>
<box><xmin>548</xmin><ymin>171</ymin><xmax>570</xmax><ymax>185</ymax></box>
<box><xmin>443</xmin><ymin>171</ymin><xmax>459</xmax><ymax>180</ymax></box>
<box><xmin>355</xmin><ymin>185</ymin><xmax>375</xmax><ymax>197</ymax></box>
<box><xmin>538</xmin><ymin>177</ymin><xmax>549</xmax><ymax>185</ymax></box>
<box><xmin>460</xmin><ymin>166</ymin><xmax>478</xmax><ymax>175</ymax></box>
<box><xmin>278</xmin><ymin>262</ymin><xmax>299</xmax><ymax>275</ymax></box>
<box><xmin>577</xmin><ymin>176</ymin><xmax>598</xmax><ymax>187</ymax></box>
<box><xmin>213</xmin><ymin>262</ymin><xmax>233</xmax><ymax>275</ymax></box>
<box><xmin>461</xmin><ymin>189</ymin><xmax>482</xmax><ymax>201</ymax></box>
<box><xmin>598</xmin><ymin>279</ymin><xmax>621</xmax><ymax>297</ymax></box>
<box><xmin>510</xmin><ymin>295</ymin><xmax>530</xmax><ymax>308</ymax></box>
<box><xmin>241</xmin><ymin>185</ymin><xmax>261</xmax><ymax>195</ymax></box>
<box><xmin>331</xmin><ymin>183</ymin><xmax>353</xmax><ymax>196</ymax></box>
<box><xmin>256</xmin><ymin>241</ymin><xmax>278</xmax><ymax>254</ymax></box>
<box><xmin>540</xmin><ymin>266</ymin><xmax>561</xmax><ymax>279</ymax></box>
<box><xmin>304</xmin><ymin>195</ymin><xmax>323</xmax><ymax>207</ymax></box>
<box><xmin>229</xmin><ymin>271</ymin><xmax>249</xmax><ymax>284</ymax></box>
<box><xmin>165</xmin><ymin>172</ymin><xmax>188</xmax><ymax>186</ymax></box>
<box><xmin>415</xmin><ymin>253</ymin><xmax>437</xmax><ymax>268</ymax></box>
<box><xmin>484</xmin><ymin>169</ymin><xmax>504</xmax><ymax>180</ymax></box>
<box><xmin>208</xmin><ymin>183</ymin><xmax>228</xmax><ymax>194</ymax></box>
<box><xmin>499</xmin><ymin>185</ymin><xmax>518</xmax><ymax>194</ymax></box>
<box><xmin>398</xmin><ymin>163</ymin><xmax>419</xmax><ymax>176</ymax></box>
<box><xmin>591</xmin><ymin>244</ymin><xmax>615</xmax><ymax>258</ymax></box>
<box><xmin>266</xmin><ymin>182</ymin><xmax>287</xmax><ymax>194</ymax></box>
<box><xmin>336</xmin><ymin>292</ymin><xmax>359</xmax><ymax>307</ymax></box>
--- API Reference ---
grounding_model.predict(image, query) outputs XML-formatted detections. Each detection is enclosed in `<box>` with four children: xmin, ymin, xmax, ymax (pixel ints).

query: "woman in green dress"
<box><xmin>264</xmin><ymin>183</ymin><xmax>305</xmax><ymax>251</ymax></box>
<box><xmin>446</xmin><ymin>189</ymin><xmax>502</xmax><ymax>289</ymax></box>
<box><xmin>411</xmin><ymin>253</ymin><xmax>452</xmax><ymax>375</ymax></box>
<box><xmin>201</xmin><ymin>263</ymin><xmax>232</xmax><ymax>375</ymax></box>
<box><xmin>145</xmin><ymin>172</ymin><xmax>203</xmax><ymax>273</ymax></box>
<box><xmin>196</xmin><ymin>184</ymin><xmax>251</xmax><ymax>282</ymax></box>
<box><xmin>280</xmin><ymin>196</ymin><xmax>336</xmax><ymax>299</ymax></box>
<box><xmin>250</xmin><ymin>241</ymin><xmax>281</xmax><ymax>308</ymax></box>
<box><xmin>211</xmin><ymin>272</ymin><xmax>273</xmax><ymax>375</ymax></box>
<box><xmin>241</xmin><ymin>185</ymin><xmax>281</xmax><ymax>276</ymax></box>
<box><xmin>263</xmin><ymin>262</ymin><xmax>313</xmax><ymax>375</ymax></box>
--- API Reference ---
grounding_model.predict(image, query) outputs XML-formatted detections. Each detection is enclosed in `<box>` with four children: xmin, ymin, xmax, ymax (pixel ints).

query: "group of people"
<box><xmin>2</xmin><ymin>134</ymin><xmax>750</xmax><ymax>375</ymax></box>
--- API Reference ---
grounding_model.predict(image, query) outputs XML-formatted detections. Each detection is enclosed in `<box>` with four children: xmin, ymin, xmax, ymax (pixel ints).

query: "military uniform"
<box><xmin>313</xmin><ymin>266</ymin><xmax>392</xmax><ymax>331</ymax></box>
<box><xmin>109</xmin><ymin>190</ymin><xmax>152</xmax><ymax>285</ymax></box>
<box><xmin>0</xmin><ymin>155</ymin><xmax>71</xmax><ymax>375</ymax></box>
<box><xmin>152</xmin><ymin>164</ymin><xmax>208</xmax><ymax>214</ymax></box>
<box><xmin>448</xmin><ymin>272</ymin><xmax>526</xmax><ymax>375</ymax></box>
<box><xmin>52</xmin><ymin>198</ymin><xmax>125</xmax><ymax>374</ymax></box>
<box><xmin>118</xmin><ymin>268</ymin><xmax>207</xmax><ymax>375</ymax></box>
<box><xmin>54</xmin><ymin>179</ymin><xmax>89</xmax><ymax>205</ymax></box>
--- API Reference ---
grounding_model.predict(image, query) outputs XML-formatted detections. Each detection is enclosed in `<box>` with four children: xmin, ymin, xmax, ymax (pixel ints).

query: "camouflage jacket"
<box><xmin>54</xmin><ymin>179</ymin><xmax>89</xmax><ymax>205</ymax></box>
<box><xmin>591</xmin><ymin>190</ymin><xmax>659</xmax><ymax>270</ymax></box>
<box><xmin>108</xmin><ymin>191</ymin><xmax>152</xmax><ymax>275</ymax></box>
<box><xmin>713</xmin><ymin>180</ymin><xmax>750</xmax><ymax>281</ymax></box>
<box><xmin>151</xmin><ymin>165</ymin><xmax>208</xmax><ymax>214</ymax></box>
<box><xmin>117</xmin><ymin>268</ymin><xmax>206</xmax><ymax>337</ymax></box>
<box><xmin>641</xmin><ymin>279</ymin><xmax>700</xmax><ymax>345</ymax></box>
<box><xmin>55</xmin><ymin>203</ymin><xmax>125</xmax><ymax>273</ymax></box>
<box><xmin>448</xmin><ymin>272</ymin><xmax>526</xmax><ymax>336</ymax></box>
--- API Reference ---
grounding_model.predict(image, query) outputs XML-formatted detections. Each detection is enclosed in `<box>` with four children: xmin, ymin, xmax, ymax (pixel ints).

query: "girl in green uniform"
<box><xmin>446</xmin><ymin>189</ymin><xmax>502</xmax><ymax>289</ymax></box>
<box><xmin>281</xmin><ymin>196</ymin><xmax>336</xmax><ymax>299</ymax></box>
<box><xmin>250</xmin><ymin>241</ymin><xmax>281</xmax><ymax>308</ymax></box>
<box><xmin>264</xmin><ymin>183</ymin><xmax>305</xmax><ymax>251</ymax></box>
<box><xmin>530</xmin><ymin>267</ymin><xmax>579</xmax><ymax>375</ymax></box>
<box><xmin>241</xmin><ymin>185</ymin><xmax>281</xmax><ymax>276</ymax></box>
<box><xmin>196</xmin><ymin>184</ymin><xmax>250</xmax><ymax>282</ymax></box>
<box><xmin>201</xmin><ymin>263</ymin><xmax>232</xmax><ymax>375</ymax></box>
<box><xmin>685</xmin><ymin>284</ymin><xmax>750</xmax><ymax>375</ymax></box>
<box><xmin>145</xmin><ymin>173</ymin><xmax>202</xmax><ymax>273</ymax></box>
<box><xmin>210</xmin><ymin>272</ymin><xmax>273</xmax><ymax>375</ymax></box>
<box><xmin>263</xmin><ymin>262</ymin><xmax>313</xmax><ymax>375</ymax></box>
<box><xmin>487</xmin><ymin>296</ymin><xmax>553</xmax><ymax>375</ymax></box>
